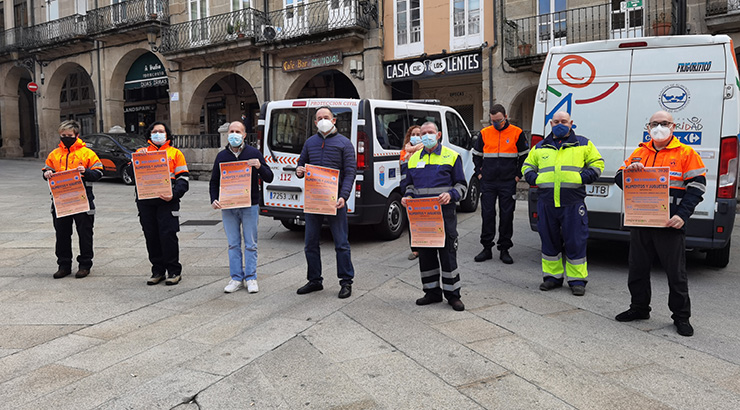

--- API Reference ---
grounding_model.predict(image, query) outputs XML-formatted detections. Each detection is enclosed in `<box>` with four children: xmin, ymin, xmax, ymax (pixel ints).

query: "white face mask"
<box><xmin>650</xmin><ymin>125</ymin><xmax>672</xmax><ymax>142</ymax></box>
<box><xmin>150</xmin><ymin>132</ymin><xmax>167</xmax><ymax>146</ymax></box>
<box><xmin>316</xmin><ymin>119</ymin><xmax>334</xmax><ymax>135</ymax></box>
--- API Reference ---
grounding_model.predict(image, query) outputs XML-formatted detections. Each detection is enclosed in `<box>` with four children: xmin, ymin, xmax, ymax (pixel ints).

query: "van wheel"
<box><xmin>280</xmin><ymin>219</ymin><xmax>305</xmax><ymax>232</ymax></box>
<box><xmin>121</xmin><ymin>165</ymin><xmax>135</xmax><ymax>185</ymax></box>
<box><xmin>375</xmin><ymin>193</ymin><xmax>405</xmax><ymax>240</ymax></box>
<box><xmin>706</xmin><ymin>238</ymin><xmax>731</xmax><ymax>268</ymax></box>
<box><xmin>459</xmin><ymin>177</ymin><xmax>480</xmax><ymax>212</ymax></box>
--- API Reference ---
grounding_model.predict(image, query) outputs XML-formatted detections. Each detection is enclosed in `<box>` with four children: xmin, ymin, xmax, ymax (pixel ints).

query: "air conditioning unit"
<box><xmin>261</xmin><ymin>25</ymin><xmax>278</xmax><ymax>41</ymax></box>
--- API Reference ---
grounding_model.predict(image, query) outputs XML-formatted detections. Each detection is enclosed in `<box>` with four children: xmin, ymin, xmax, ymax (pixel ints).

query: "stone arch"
<box><xmin>0</xmin><ymin>66</ymin><xmax>34</xmax><ymax>157</ymax></box>
<box><xmin>184</xmin><ymin>72</ymin><xmax>259</xmax><ymax>133</ymax></box>
<box><xmin>508</xmin><ymin>85</ymin><xmax>537</xmax><ymax>135</ymax></box>
<box><xmin>284</xmin><ymin>69</ymin><xmax>360</xmax><ymax>100</ymax></box>
<box><xmin>107</xmin><ymin>48</ymin><xmax>157</xmax><ymax>130</ymax></box>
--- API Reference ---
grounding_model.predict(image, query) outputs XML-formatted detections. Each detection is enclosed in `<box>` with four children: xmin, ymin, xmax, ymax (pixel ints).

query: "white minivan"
<box><xmin>258</xmin><ymin>98</ymin><xmax>480</xmax><ymax>240</ymax></box>
<box><xmin>529</xmin><ymin>35</ymin><xmax>740</xmax><ymax>267</ymax></box>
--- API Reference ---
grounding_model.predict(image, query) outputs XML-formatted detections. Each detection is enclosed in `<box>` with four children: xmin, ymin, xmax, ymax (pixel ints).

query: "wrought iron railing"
<box><xmin>24</xmin><ymin>14</ymin><xmax>87</xmax><ymax>49</ymax></box>
<box><xmin>0</xmin><ymin>27</ymin><xmax>28</xmax><ymax>54</ymax></box>
<box><xmin>87</xmin><ymin>0</ymin><xmax>168</xmax><ymax>35</ymax></box>
<box><xmin>707</xmin><ymin>0</ymin><xmax>740</xmax><ymax>16</ymax></box>
<box><xmin>504</xmin><ymin>2</ymin><xmax>672</xmax><ymax>65</ymax></box>
<box><xmin>159</xmin><ymin>8</ymin><xmax>263</xmax><ymax>53</ymax></box>
<box><xmin>171</xmin><ymin>134</ymin><xmax>221</xmax><ymax>149</ymax></box>
<box><xmin>258</xmin><ymin>0</ymin><xmax>371</xmax><ymax>42</ymax></box>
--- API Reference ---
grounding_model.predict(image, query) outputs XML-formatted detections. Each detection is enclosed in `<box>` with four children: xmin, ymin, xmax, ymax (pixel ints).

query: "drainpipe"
<box><xmin>262</xmin><ymin>0</ymin><xmax>270</xmax><ymax>102</ymax></box>
<box><xmin>500</xmin><ymin>0</ymin><xmax>515</xmax><ymax>74</ymax></box>
<box><xmin>96</xmin><ymin>40</ymin><xmax>104</xmax><ymax>132</ymax></box>
<box><xmin>488</xmin><ymin>0</ymin><xmax>499</xmax><ymax>112</ymax></box>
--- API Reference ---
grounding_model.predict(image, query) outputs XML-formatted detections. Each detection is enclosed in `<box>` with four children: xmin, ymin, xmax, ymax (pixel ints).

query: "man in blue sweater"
<box><xmin>210</xmin><ymin>121</ymin><xmax>274</xmax><ymax>293</ymax></box>
<box><xmin>295</xmin><ymin>107</ymin><xmax>357</xmax><ymax>299</ymax></box>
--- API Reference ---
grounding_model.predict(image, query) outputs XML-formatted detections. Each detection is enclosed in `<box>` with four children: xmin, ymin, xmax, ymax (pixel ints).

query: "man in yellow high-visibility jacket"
<box><xmin>521</xmin><ymin>111</ymin><xmax>604</xmax><ymax>296</ymax></box>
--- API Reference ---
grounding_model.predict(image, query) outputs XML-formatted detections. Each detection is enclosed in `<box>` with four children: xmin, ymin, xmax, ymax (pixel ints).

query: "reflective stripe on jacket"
<box><xmin>472</xmin><ymin>122</ymin><xmax>529</xmax><ymax>181</ymax></box>
<box><xmin>521</xmin><ymin>131</ymin><xmax>605</xmax><ymax>207</ymax></box>
<box><xmin>615</xmin><ymin>136</ymin><xmax>706</xmax><ymax>222</ymax></box>
<box><xmin>402</xmin><ymin>144</ymin><xmax>467</xmax><ymax>202</ymax></box>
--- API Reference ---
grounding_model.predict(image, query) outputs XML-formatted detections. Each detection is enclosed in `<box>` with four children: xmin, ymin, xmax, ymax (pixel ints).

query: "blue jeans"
<box><xmin>222</xmin><ymin>206</ymin><xmax>259</xmax><ymax>281</ymax></box>
<box><xmin>304</xmin><ymin>206</ymin><xmax>354</xmax><ymax>286</ymax></box>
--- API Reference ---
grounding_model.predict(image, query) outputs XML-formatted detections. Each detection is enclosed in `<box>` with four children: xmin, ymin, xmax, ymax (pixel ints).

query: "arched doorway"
<box><xmin>17</xmin><ymin>70</ymin><xmax>36</xmax><ymax>157</ymax></box>
<box><xmin>59</xmin><ymin>68</ymin><xmax>97</xmax><ymax>135</ymax></box>
<box><xmin>123</xmin><ymin>52</ymin><xmax>169</xmax><ymax>134</ymax></box>
<box><xmin>508</xmin><ymin>86</ymin><xmax>537</xmax><ymax>136</ymax></box>
<box><xmin>296</xmin><ymin>70</ymin><xmax>359</xmax><ymax>99</ymax></box>
<box><xmin>186</xmin><ymin>73</ymin><xmax>259</xmax><ymax>138</ymax></box>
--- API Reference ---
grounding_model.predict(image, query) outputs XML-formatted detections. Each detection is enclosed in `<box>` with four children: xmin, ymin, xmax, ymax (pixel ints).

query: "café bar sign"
<box><xmin>384</xmin><ymin>50</ymin><xmax>482</xmax><ymax>83</ymax></box>
<box><xmin>283</xmin><ymin>52</ymin><xmax>342</xmax><ymax>72</ymax></box>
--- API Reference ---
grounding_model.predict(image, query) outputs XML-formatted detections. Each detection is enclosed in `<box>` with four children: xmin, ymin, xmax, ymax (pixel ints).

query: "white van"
<box><xmin>257</xmin><ymin>98</ymin><xmax>480</xmax><ymax>240</ymax></box>
<box><xmin>529</xmin><ymin>35</ymin><xmax>740</xmax><ymax>267</ymax></box>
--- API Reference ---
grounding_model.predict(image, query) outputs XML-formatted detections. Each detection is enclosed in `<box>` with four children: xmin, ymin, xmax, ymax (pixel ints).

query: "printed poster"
<box><xmin>304</xmin><ymin>164</ymin><xmax>339</xmax><ymax>216</ymax></box>
<box><xmin>132</xmin><ymin>150</ymin><xmax>172</xmax><ymax>200</ymax></box>
<box><xmin>48</xmin><ymin>170</ymin><xmax>90</xmax><ymax>218</ymax></box>
<box><xmin>623</xmin><ymin>167</ymin><xmax>670</xmax><ymax>227</ymax></box>
<box><xmin>219</xmin><ymin>161</ymin><xmax>252</xmax><ymax>209</ymax></box>
<box><xmin>407</xmin><ymin>197</ymin><xmax>445</xmax><ymax>247</ymax></box>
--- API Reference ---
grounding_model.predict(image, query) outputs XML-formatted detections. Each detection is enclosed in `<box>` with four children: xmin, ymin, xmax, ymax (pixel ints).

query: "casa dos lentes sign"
<box><xmin>384</xmin><ymin>50</ymin><xmax>482</xmax><ymax>83</ymax></box>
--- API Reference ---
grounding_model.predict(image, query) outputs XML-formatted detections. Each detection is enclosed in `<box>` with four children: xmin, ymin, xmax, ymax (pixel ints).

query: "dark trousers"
<box><xmin>137</xmin><ymin>199</ymin><xmax>182</xmax><ymax>276</ymax></box>
<box><xmin>537</xmin><ymin>201</ymin><xmax>589</xmax><ymax>282</ymax></box>
<box><xmin>53</xmin><ymin>211</ymin><xmax>94</xmax><ymax>270</ymax></box>
<box><xmin>628</xmin><ymin>227</ymin><xmax>690</xmax><ymax>321</ymax></box>
<box><xmin>479</xmin><ymin>179</ymin><xmax>516</xmax><ymax>250</ymax></box>
<box><xmin>419</xmin><ymin>205</ymin><xmax>460</xmax><ymax>300</ymax></box>
<box><xmin>304</xmin><ymin>206</ymin><xmax>354</xmax><ymax>286</ymax></box>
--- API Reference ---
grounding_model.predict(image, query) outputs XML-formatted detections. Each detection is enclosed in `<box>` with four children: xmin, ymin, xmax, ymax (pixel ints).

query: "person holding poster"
<box><xmin>614</xmin><ymin>110</ymin><xmax>707</xmax><ymax>337</ymax></box>
<box><xmin>295</xmin><ymin>107</ymin><xmax>356</xmax><ymax>299</ymax></box>
<box><xmin>209</xmin><ymin>121</ymin><xmax>273</xmax><ymax>293</ymax></box>
<box><xmin>42</xmin><ymin>120</ymin><xmax>103</xmax><ymax>279</ymax></box>
<box><xmin>521</xmin><ymin>111</ymin><xmax>604</xmax><ymax>296</ymax></box>
<box><xmin>133</xmin><ymin>122</ymin><xmax>189</xmax><ymax>286</ymax></box>
<box><xmin>401</xmin><ymin>121</ymin><xmax>468</xmax><ymax>312</ymax></box>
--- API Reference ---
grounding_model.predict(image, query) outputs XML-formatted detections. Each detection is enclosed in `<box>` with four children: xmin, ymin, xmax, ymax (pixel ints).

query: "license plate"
<box><xmin>586</xmin><ymin>184</ymin><xmax>609</xmax><ymax>197</ymax></box>
<box><xmin>269</xmin><ymin>191</ymin><xmax>299</xmax><ymax>201</ymax></box>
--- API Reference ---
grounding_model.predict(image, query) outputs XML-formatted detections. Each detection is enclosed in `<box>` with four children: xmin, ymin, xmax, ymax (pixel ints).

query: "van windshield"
<box><xmin>268</xmin><ymin>107</ymin><xmax>353</xmax><ymax>154</ymax></box>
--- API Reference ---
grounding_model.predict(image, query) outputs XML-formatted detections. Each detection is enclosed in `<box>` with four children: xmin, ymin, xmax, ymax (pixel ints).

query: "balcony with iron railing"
<box><xmin>24</xmin><ymin>14</ymin><xmax>87</xmax><ymax>50</ymax></box>
<box><xmin>0</xmin><ymin>27</ymin><xmax>28</xmax><ymax>55</ymax></box>
<box><xmin>159</xmin><ymin>8</ymin><xmax>263</xmax><ymax>54</ymax></box>
<box><xmin>257</xmin><ymin>0</ymin><xmax>373</xmax><ymax>43</ymax></box>
<box><xmin>706</xmin><ymin>0</ymin><xmax>740</xmax><ymax>33</ymax></box>
<box><xmin>504</xmin><ymin>2</ymin><xmax>672</xmax><ymax>69</ymax></box>
<box><xmin>87</xmin><ymin>0</ymin><xmax>169</xmax><ymax>35</ymax></box>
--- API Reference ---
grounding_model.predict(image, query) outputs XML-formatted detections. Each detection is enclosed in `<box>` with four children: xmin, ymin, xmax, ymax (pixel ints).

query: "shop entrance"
<box><xmin>123</xmin><ymin>52</ymin><xmax>169</xmax><ymax>134</ymax></box>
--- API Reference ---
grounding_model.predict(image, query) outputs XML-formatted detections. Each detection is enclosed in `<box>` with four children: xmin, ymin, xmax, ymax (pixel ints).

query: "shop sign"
<box><xmin>384</xmin><ymin>50</ymin><xmax>482</xmax><ymax>83</ymax></box>
<box><xmin>124</xmin><ymin>52</ymin><xmax>169</xmax><ymax>90</ymax></box>
<box><xmin>282</xmin><ymin>52</ymin><xmax>343</xmax><ymax>72</ymax></box>
<box><xmin>124</xmin><ymin>104</ymin><xmax>157</xmax><ymax>113</ymax></box>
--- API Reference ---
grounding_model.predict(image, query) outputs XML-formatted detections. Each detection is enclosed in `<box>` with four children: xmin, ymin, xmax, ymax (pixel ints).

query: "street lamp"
<box><xmin>147</xmin><ymin>26</ymin><xmax>160</xmax><ymax>52</ymax></box>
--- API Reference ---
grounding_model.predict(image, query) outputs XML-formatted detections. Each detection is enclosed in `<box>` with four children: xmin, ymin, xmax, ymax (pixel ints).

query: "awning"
<box><xmin>124</xmin><ymin>52</ymin><xmax>168</xmax><ymax>90</ymax></box>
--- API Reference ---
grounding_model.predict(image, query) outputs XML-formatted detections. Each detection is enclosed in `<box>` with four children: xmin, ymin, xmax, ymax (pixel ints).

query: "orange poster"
<box><xmin>132</xmin><ymin>150</ymin><xmax>172</xmax><ymax>200</ymax></box>
<box><xmin>48</xmin><ymin>170</ymin><xmax>90</xmax><ymax>218</ymax></box>
<box><xmin>623</xmin><ymin>167</ymin><xmax>670</xmax><ymax>227</ymax></box>
<box><xmin>219</xmin><ymin>161</ymin><xmax>252</xmax><ymax>209</ymax></box>
<box><xmin>407</xmin><ymin>197</ymin><xmax>445</xmax><ymax>248</ymax></box>
<box><xmin>304</xmin><ymin>164</ymin><xmax>339</xmax><ymax>216</ymax></box>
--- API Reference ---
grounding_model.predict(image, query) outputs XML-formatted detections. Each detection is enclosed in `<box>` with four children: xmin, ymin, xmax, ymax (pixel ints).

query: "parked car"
<box><xmin>79</xmin><ymin>133</ymin><xmax>148</xmax><ymax>185</ymax></box>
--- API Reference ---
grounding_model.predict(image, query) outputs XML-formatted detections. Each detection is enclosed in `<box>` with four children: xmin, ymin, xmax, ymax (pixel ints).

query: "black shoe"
<box><xmin>297</xmin><ymin>282</ymin><xmax>323</xmax><ymax>295</ymax></box>
<box><xmin>75</xmin><ymin>268</ymin><xmax>90</xmax><ymax>279</ymax></box>
<box><xmin>539</xmin><ymin>280</ymin><xmax>562</xmax><ymax>291</ymax></box>
<box><xmin>571</xmin><ymin>285</ymin><xmax>586</xmax><ymax>296</ymax></box>
<box><xmin>415</xmin><ymin>294</ymin><xmax>443</xmax><ymax>305</ymax></box>
<box><xmin>147</xmin><ymin>274</ymin><xmax>165</xmax><ymax>285</ymax></box>
<box><xmin>499</xmin><ymin>249</ymin><xmax>514</xmax><ymax>264</ymax></box>
<box><xmin>338</xmin><ymin>285</ymin><xmax>352</xmax><ymax>299</ymax></box>
<box><xmin>53</xmin><ymin>268</ymin><xmax>71</xmax><ymax>279</ymax></box>
<box><xmin>165</xmin><ymin>273</ymin><xmax>181</xmax><ymax>286</ymax></box>
<box><xmin>448</xmin><ymin>299</ymin><xmax>465</xmax><ymax>311</ymax></box>
<box><xmin>474</xmin><ymin>248</ymin><xmax>493</xmax><ymax>262</ymax></box>
<box><xmin>675</xmin><ymin>320</ymin><xmax>694</xmax><ymax>337</ymax></box>
<box><xmin>615</xmin><ymin>309</ymin><xmax>650</xmax><ymax>322</ymax></box>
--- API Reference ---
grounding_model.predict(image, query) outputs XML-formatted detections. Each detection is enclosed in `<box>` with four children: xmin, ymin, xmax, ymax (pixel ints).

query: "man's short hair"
<box><xmin>58</xmin><ymin>120</ymin><xmax>81</xmax><ymax>135</ymax></box>
<box><xmin>490</xmin><ymin>104</ymin><xmax>506</xmax><ymax>116</ymax></box>
<box><xmin>421</xmin><ymin>121</ymin><xmax>439</xmax><ymax>133</ymax></box>
<box><xmin>315</xmin><ymin>106</ymin><xmax>335</xmax><ymax>119</ymax></box>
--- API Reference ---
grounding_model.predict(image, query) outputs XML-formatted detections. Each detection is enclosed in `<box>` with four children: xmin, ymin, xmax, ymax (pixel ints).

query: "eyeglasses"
<box><xmin>648</xmin><ymin>121</ymin><xmax>674</xmax><ymax>128</ymax></box>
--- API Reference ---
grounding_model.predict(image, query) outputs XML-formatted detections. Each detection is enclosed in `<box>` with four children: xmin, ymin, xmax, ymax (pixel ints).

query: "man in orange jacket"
<box><xmin>614</xmin><ymin>110</ymin><xmax>706</xmax><ymax>337</ymax></box>
<box><xmin>42</xmin><ymin>120</ymin><xmax>103</xmax><ymax>279</ymax></box>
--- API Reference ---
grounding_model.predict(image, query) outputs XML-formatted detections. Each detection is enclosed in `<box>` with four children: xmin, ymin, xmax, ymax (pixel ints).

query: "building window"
<box><xmin>232</xmin><ymin>0</ymin><xmax>250</xmax><ymax>11</ymax></box>
<box><xmin>451</xmin><ymin>0</ymin><xmax>482</xmax><ymax>50</ymax></box>
<box><xmin>394</xmin><ymin>0</ymin><xmax>422</xmax><ymax>58</ymax></box>
<box><xmin>537</xmin><ymin>0</ymin><xmax>566</xmax><ymax>54</ymax></box>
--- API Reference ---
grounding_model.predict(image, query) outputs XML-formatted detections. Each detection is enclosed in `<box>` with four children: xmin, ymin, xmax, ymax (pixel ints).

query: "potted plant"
<box><xmin>518</xmin><ymin>43</ymin><xmax>532</xmax><ymax>56</ymax></box>
<box><xmin>652</xmin><ymin>12</ymin><xmax>671</xmax><ymax>36</ymax></box>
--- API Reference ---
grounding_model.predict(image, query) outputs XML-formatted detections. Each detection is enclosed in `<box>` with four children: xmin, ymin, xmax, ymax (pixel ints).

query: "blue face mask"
<box><xmin>409</xmin><ymin>135</ymin><xmax>422</xmax><ymax>145</ymax></box>
<box><xmin>552</xmin><ymin>124</ymin><xmax>571</xmax><ymax>138</ymax></box>
<box><xmin>228</xmin><ymin>133</ymin><xmax>243</xmax><ymax>147</ymax></box>
<box><xmin>421</xmin><ymin>133</ymin><xmax>438</xmax><ymax>149</ymax></box>
<box><xmin>493</xmin><ymin>119</ymin><xmax>506</xmax><ymax>130</ymax></box>
<box><xmin>150</xmin><ymin>132</ymin><xmax>167</xmax><ymax>145</ymax></box>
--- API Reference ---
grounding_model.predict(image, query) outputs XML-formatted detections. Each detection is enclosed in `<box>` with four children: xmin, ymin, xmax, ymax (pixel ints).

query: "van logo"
<box><xmin>659</xmin><ymin>84</ymin><xmax>690</xmax><ymax>112</ymax></box>
<box><xmin>676</xmin><ymin>62</ymin><xmax>711</xmax><ymax>73</ymax></box>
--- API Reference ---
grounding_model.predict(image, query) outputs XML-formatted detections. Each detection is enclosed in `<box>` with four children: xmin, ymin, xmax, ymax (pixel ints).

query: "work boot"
<box><xmin>539</xmin><ymin>279</ymin><xmax>562</xmax><ymax>291</ymax></box>
<box><xmin>75</xmin><ymin>268</ymin><xmax>90</xmax><ymax>278</ymax></box>
<box><xmin>674</xmin><ymin>319</ymin><xmax>694</xmax><ymax>337</ymax></box>
<box><xmin>165</xmin><ymin>273</ymin><xmax>181</xmax><ymax>286</ymax></box>
<box><xmin>571</xmin><ymin>285</ymin><xmax>586</xmax><ymax>296</ymax></box>
<box><xmin>615</xmin><ymin>309</ymin><xmax>650</xmax><ymax>322</ymax></box>
<box><xmin>474</xmin><ymin>248</ymin><xmax>493</xmax><ymax>262</ymax></box>
<box><xmin>147</xmin><ymin>273</ymin><xmax>165</xmax><ymax>285</ymax></box>
<box><xmin>415</xmin><ymin>293</ymin><xmax>443</xmax><ymax>305</ymax></box>
<box><xmin>499</xmin><ymin>249</ymin><xmax>513</xmax><ymax>264</ymax></box>
<box><xmin>53</xmin><ymin>267</ymin><xmax>72</xmax><ymax>279</ymax></box>
<box><xmin>448</xmin><ymin>299</ymin><xmax>465</xmax><ymax>311</ymax></box>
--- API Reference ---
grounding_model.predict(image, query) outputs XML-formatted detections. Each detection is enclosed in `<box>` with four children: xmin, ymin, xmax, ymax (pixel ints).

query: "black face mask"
<box><xmin>61</xmin><ymin>137</ymin><xmax>76</xmax><ymax>148</ymax></box>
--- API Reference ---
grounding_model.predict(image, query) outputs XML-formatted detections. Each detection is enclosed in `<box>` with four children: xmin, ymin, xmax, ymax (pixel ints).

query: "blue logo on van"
<box><xmin>658</xmin><ymin>84</ymin><xmax>690</xmax><ymax>112</ymax></box>
<box><xmin>642</xmin><ymin>131</ymin><xmax>702</xmax><ymax>145</ymax></box>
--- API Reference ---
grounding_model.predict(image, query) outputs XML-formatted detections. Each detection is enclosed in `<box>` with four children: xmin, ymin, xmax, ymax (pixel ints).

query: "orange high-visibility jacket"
<box><xmin>43</xmin><ymin>138</ymin><xmax>103</xmax><ymax>208</ymax></box>
<box><xmin>472</xmin><ymin>123</ymin><xmax>529</xmax><ymax>181</ymax></box>
<box><xmin>135</xmin><ymin>140</ymin><xmax>190</xmax><ymax>199</ymax></box>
